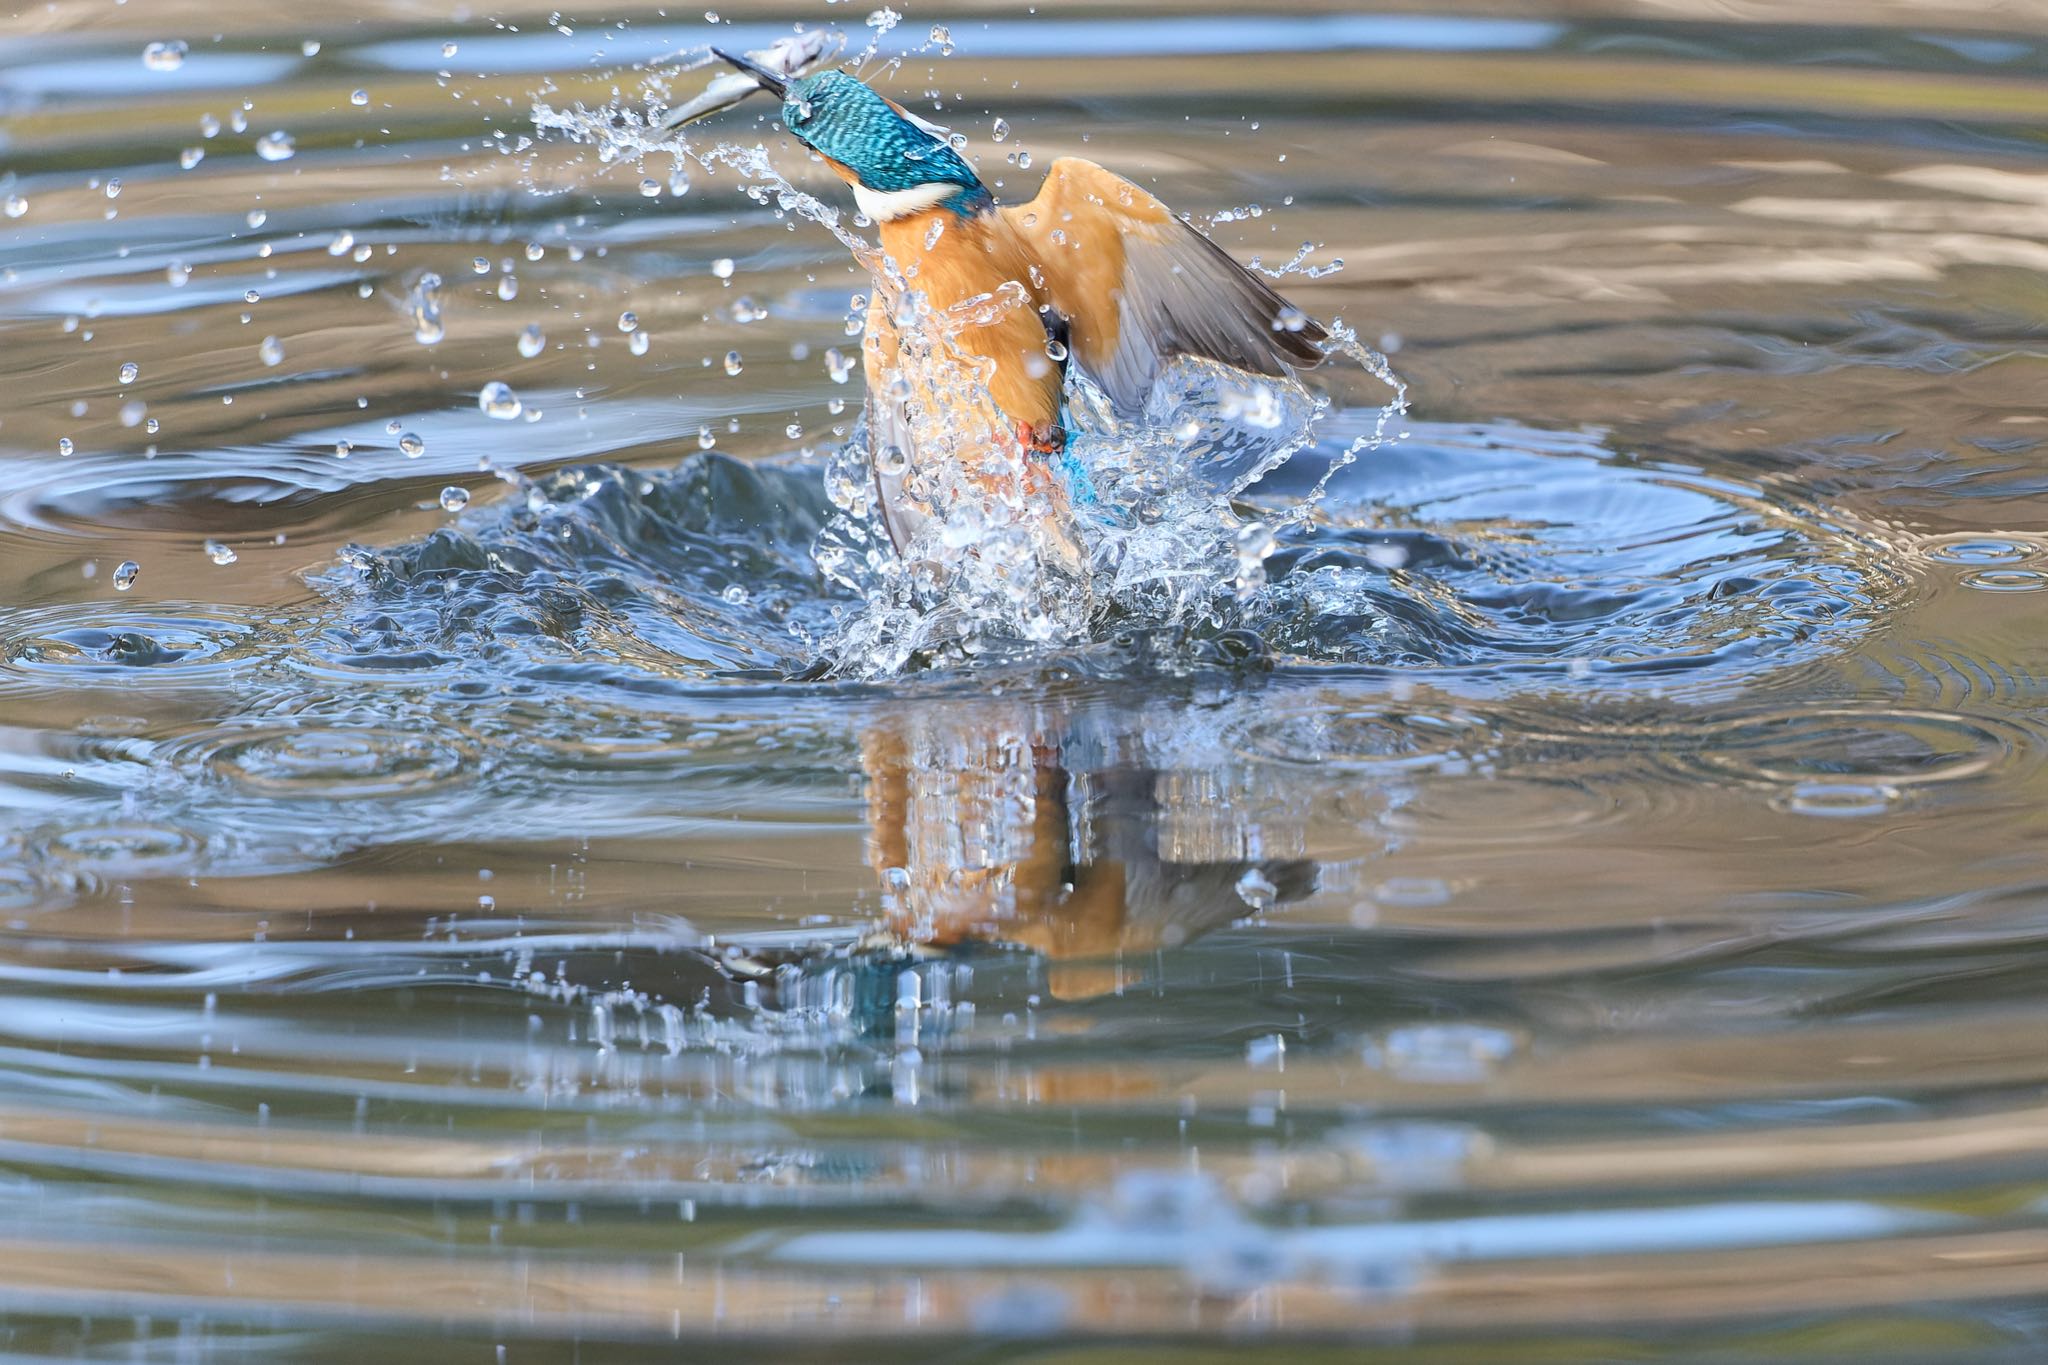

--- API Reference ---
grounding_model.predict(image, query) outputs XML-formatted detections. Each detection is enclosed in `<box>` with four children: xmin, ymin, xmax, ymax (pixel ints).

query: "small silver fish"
<box><xmin>658</xmin><ymin>30</ymin><xmax>845</xmax><ymax>129</ymax></box>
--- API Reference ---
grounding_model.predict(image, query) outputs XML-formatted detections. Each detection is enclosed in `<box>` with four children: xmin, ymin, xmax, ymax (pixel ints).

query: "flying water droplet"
<box><xmin>254</xmin><ymin>131</ymin><xmax>296</xmax><ymax>162</ymax></box>
<box><xmin>439</xmin><ymin>486</ymin><xmax>470</xmax><ymax>512</ymax></box>
<box><xmin>629</xmin><ymin>330</ymin><xmax>650</xmax><ymax>356</ymax></box>
<box><xmin>334</xmin><ymin>439</ymin><xmax>351</xmax><ymax>458</ymax></box>
<box><xmin>409</xmin><ymin>271</ymin><xmax>444</xmax><ymax>344</ymax></box>
<box><xmin>350</xmin><ymin>89</ymin><xmax>369</xmax><ymax>107</ymax></box>
<box><xmin>166</xmin><ymin>260</ymin><xmax>191</xmax><ymax>286</ymax></box>
<box><xmin>112</xmin><ymin>561</ymin><xmax>140</xmax><ymax>591</ymax></box>
<box><xmin>118</xmin><ymin>362</ymin><xmax>138</xmax><ymax>384</ymax></box>
<box><xmin>179</xmin><ymin>147</ymin><xmax>205</xmax><ymax>170</ymax></box>
<box><xmin>617</xmin><ymin>311</ymin><xmax>638</xmax><ymax>333</ymax></box>
<box><xmin>142</xmin><ymin>40</ymin><xmax>188</xmax><ymax>71</ymax></box>
<box><xmin>496</xmin><ymin>274</ymin><xmax>518</xmax><ymax>301</ymax></box>
<box><xmin>57</xmin><ymin>437</ymin><xmax>74</xmax><ymax>457</ymax></box>
<box><xmin>3</xmin><ymin>195</ymin><xmax>26</xmax><ymax>219</ymax></box>
<box><xmin>326</xmin><ymin>229</ymin><xmax>354</xmax><ymax>256</ymax></box>
<box><xmin>258</xmin><ymin>335</ymin><xmax>284</xmax><ymax>366</ymax></box>
<box><xmin>1235</xmin><ymin>868</ymin><xmax>1278</xmax><ymax>911</ymax></box>
<box><xmin>723</xmin><ymin>350</ymin><xmax>743</xmax><ymax>376</ymax></box>
<box><xmin>442</xmin><ymin>41</ymin><xmax>459</xmax><ymax>58</ymax></box>
<box><xmin>517</xmin><ymin>324</ymin><xmax>545</xmax><ymax>358</ymax></box>
<box><xmin>478</xmin><ymin>381</ymin><xmax>522</xmax><ymax>420</ymax></box>
<box><xmin>203</xmin><ymin>539</ymin><xmax>238</xmax><ymax>565</ymax></box>
<box><xmin>245</xmin><ymin>208</ymin><xmax>266</xmax><ymax>229</ymax></box>
<box><xmin>990</xmin><ymin>118</ymin><xmax>1009</xmax><ymax>141</ymax></box>
<box><xmin>398</xmin><ymin>431</ymin><xmax>426</xmax><ymax>458</ymax></box>
<box><xmin>711</xmin><ymin>257</ymin><xmax>735</xmax><ymax>280</ymax></box>
<box><xmin>639</xmin><ymin>178</ymin><xmax>660</xmax><ymax>198</ymax></box>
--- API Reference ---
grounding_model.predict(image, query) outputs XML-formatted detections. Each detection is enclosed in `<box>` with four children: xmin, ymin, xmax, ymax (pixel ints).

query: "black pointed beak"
<box><xmin>712</xmin><ymin>48</ymin><xmax>788</xmax><ymax>99</ymax></box>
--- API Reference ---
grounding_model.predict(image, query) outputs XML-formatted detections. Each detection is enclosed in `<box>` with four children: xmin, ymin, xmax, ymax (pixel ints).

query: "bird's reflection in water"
<box><xmin>859</xmin><ymin>697</ymin><xmax>1319</xmax><ymax>999</ymax></box>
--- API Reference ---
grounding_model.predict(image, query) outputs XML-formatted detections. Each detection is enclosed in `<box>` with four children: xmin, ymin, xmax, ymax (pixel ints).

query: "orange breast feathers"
<box><xmin>866</xmin><ymin>209</ymin><xmax>1066</xmax><ymax>444</ymax></box>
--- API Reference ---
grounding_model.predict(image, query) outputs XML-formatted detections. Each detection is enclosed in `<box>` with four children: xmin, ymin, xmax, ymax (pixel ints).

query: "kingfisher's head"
<box><xmin>713</xmin><ymin>52</ymin><xmax>990</xmax><ymax>222</ymax></box>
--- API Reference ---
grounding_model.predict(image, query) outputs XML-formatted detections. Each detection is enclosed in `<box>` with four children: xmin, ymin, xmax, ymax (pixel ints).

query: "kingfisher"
<box><xmin>701</xmin><ymin>50</ymin><xmax>1328</xmax><ymax>567</ymax></box>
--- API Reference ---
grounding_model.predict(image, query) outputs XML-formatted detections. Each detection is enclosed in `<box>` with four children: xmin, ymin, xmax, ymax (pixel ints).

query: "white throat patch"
<box><xmin>854</xmin><ymin>180</ymin><xmax>960</xmax><ymax>223</ymax></box>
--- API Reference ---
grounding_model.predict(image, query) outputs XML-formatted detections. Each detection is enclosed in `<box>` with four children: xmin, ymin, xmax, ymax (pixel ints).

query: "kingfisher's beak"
<box><xmin>712</xmin><ymin>48</ymin><xmax>788</xmax><ymax>99</ymax></box>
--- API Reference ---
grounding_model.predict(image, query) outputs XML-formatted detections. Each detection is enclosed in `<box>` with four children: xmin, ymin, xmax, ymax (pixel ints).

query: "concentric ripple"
<box><xmin>202</xmin><ymin>726</ymin><xmax>477</xmax><ymax>798</ymax></box>
<box><xmin>1667</xmin><ymin>706</ymin><xmax>2034</xmax><ymax>794</ymax></box>
<box><xmin>0</xmin><ymin>605</ymin><xmax>275</xmax><ymax>684</ymax></box>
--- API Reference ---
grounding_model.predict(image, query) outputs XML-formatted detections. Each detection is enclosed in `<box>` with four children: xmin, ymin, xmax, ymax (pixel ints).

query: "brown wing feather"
<box><xmin>1000</xmin><ymin>157</ymin><xmax>1328</xmax><ymax>415</ymax></box>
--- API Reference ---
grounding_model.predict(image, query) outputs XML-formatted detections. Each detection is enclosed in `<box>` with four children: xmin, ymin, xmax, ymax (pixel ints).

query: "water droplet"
<box><xmin>1015</xmin><ymin>150</ymin><xmax>1032</xmax><ymax>169</ymax></box>
<box><xmin>785</xmin><ymin>421</ymin><xmax>803</xmax><ymax>439</ymax></box>
<box><xmin>119</xmin><ymin>401</ymin><xmax>146</xmax><ymax>428</ymax></box>
<box><xmin>517</xmin><ymin>324</ymin><xmax>545</xmax><ymax>358</ymax></box>
<box><xmin>478</xmin><ymin>380</ymin><xmax>522</xmax><ymax>420</ymax></box>
<box><xmin>496</xmin><ymin>273</ymin><xmax>518</xmax><ymax>301</ymax></box>
<box><xmin>470</xmin><ymin>256</ymin><xmax>489</xmax><ymax>275</ymax></box>
<box><xmin>254</xmin><ymin>131</ymin><xmax>296</xmax><ymax>162</ymax></box>
<box><xmin>301</xmin><ymin>39</ymin><xmax>321</xmax><ymax>56</ymax></box>
<box><xmin>1045</xmin><ymin>337</ymin><xmax>1067</xmax><ymax>362</ymax></box>
<box><xmin>409</xmin><ymin>271</ymin><xmax>444</xmax><ymax>345</ymax></box>
<box><xmin>711</xmin><ymin>257</ymin><xmax>734</xmax><ymax>279</ymax></box>
<box><xmin>326</xmin><ymin>229</ymin><xmax>354</xmax><ymax>257</ymax></box>
<box><xmin>200</xmin><ymin>113</ymin><xmax>222</xmax><ymax>138</ymax></box>
<box><xmin>439</xmin><ymin>486</ymin><xmax>470</xmax><ymax>512</ymax></box>
<box><xmin>442</xmin><ymin>41</ymin><xmax>459</xmax><ymax>58</ymax></box>
<box><xmin>629</xmin><ymin>330</ymin><xmax>650</xmax><ymax>356</ymax></box>
<box><xmin>334</xmin><ymin>439</ymin><xmax>352</xmax><ymax>458</ymax></box>
<box><xmin>179</xmin><ymin>146</ymin><xmax>205</xmax><ymax>170</ymax></box>
<box><xmin>617</xmin><ymin>310</ymin><xmax>638</xmax><ymax>333</ymax></box>
<box><xmin>990</xmin><ymin>118</ymin><xmax>1009</xmax><ymax>141</ymax></box>
<box><xmin>929</xmin><ymin>23</ymin><xmax>953</xmax><ymax>54</ymax></box>
<box><xmin>245</xmin><ymin>208</ymin><xmax>266</xmax><ymax>229</ymax></box>
<box><xmin>112</xmin><ymin>561</ymin><xmax>140</xmax><ymax>591</ymax></box>
<box><xmin>721</xmin><ymin>584</ymin><xmax>748</xmax><ymax>605</ymax></box>
<box><xmin>104</xmin><ymin>179</ymin><xmax>121</xmax><ymax>199</ymax></box>
<box><xmin>876</xmin><ymin>443</ymin><xmax>909</xmax><ymax>476</ymax></box>
<box><xmin>398</xmin><ymin>431</ymin><xmax>425</xmax><ymax>458</ymax></box>
<box><xmin>350</xmin><ymin>89</ymin><xmax>369</xmax><ymax>107</ymax></box>
<box><xmin>203</xmin><ymin>539</ymin><xmax>238</xmax><ymax>566</ymax></box>
<box><xmin>639</xmin><ymin>177</ymin><xmax>660</xmax><ymax>198</ymax></box>
<box><xmin>723</xmin><ymin>350</ymin><xmax>742</xmax><ymax>376</ymax></box>
<box><xmin>118</xmin><ymin>362</ymin><xmax>138</xmax><ymax>385</ymax></box>
<box><xmin>57</xmin><ymin>437</ymin><xmax>74</xmax><ymax>457</ymax></box>
<box><xmin>166</xmin><ymin>260</ymin><xmax>191</xmax><ymax>286</ymax></box>
<box><xmin>142</xmin><ymin>40</ymin><xmax>187</xmax><ymax>72</ymax></box>
<box><xmin>3</xmin><ymin>195</ymin><xmax>26</xmax><ymax>219</ymax></box>
<box><xmin>258</xmin><ymin>335</ymin><xmax>284</xmax><ymax>366</ymax></box>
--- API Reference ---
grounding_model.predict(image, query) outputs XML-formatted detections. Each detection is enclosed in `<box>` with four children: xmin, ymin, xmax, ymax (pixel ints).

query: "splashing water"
<box><xmin>529</xmin><ymin>48</ymin><xmax>1406</xmax><ymax>679</ymax></box>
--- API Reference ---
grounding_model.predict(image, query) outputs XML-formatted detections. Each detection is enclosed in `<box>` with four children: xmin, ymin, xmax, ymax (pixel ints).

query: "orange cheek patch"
<box><xmin>816</xmin><ymin>153</ymin><xmax>861</xmax><ymax>185</ymax></box>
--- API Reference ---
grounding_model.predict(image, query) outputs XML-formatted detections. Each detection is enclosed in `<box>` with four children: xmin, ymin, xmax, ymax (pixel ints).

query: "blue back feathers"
<box><xmin>783</xmin><ymin>72</ymin><xmax>991</xmax><ymax>216</ymax></box>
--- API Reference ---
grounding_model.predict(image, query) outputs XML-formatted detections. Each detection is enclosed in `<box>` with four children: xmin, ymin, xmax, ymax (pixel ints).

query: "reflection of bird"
<box><xmin>708</xmin><ymin>53</ymin><xmax>1328</xmax><ymax>556</ymax></box>
<box><xmin>861</xmin><ymin>708</ymin><xmax>1317</xmax><ymax>1000</ymax></box>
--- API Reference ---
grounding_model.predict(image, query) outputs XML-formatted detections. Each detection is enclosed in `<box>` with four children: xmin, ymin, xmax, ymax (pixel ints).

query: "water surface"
<box><xmin>4</xmin><ymin>2</ymin><xmax>2048</xmax><ymax>1359</ymax></box>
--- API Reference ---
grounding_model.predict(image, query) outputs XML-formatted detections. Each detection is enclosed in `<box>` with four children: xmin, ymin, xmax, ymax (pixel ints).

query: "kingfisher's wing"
<box><xmin>1001</xmin><ymin>157</ymin><xmax>1329</xmax><ymax>416</ymax></box>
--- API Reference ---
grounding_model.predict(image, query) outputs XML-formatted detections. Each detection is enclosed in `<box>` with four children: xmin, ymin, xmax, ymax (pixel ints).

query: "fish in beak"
<box><xmin>657</xmin><ymin>30</ymin><xmax>840</xmax><ymax>129</ymax></box>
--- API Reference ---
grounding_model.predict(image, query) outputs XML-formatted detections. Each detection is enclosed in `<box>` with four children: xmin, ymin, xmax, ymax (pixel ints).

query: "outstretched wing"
<box><xmin>1001</xmin><ymin>157</ymin><xmax>1329</xmax><ymax>416</ymax></box>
